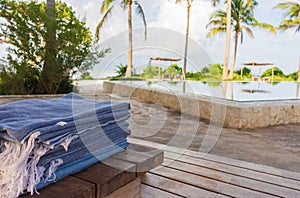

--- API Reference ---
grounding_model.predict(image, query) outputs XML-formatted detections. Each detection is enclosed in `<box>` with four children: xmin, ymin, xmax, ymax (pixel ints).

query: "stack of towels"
<box><xmin>0</xmin><ymin>93</ymin><xmax>131</xmax><ymax>197</ymax></box>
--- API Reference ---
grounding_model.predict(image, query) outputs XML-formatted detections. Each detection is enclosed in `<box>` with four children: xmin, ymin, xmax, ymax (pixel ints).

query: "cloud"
<box><xmin>0</xmin><ymin>0</ymin><xmax>299</xmax><ymax>76</ymax></box>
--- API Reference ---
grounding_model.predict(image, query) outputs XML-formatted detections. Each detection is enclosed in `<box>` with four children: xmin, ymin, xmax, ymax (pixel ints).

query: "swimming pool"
<box><xmin>103</xmin><ymin>80</ymin><xmax>300</xmax><ymax>129</ymax></box>
<box><xmin>113</xmin><ymin>81</ymin><xmax>300</xmax><ymax>102</ymax></box>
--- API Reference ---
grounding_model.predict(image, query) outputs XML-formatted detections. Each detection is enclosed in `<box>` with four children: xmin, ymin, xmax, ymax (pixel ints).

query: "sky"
<box><xmin>1</xmin><ymin>0</ymin><xmax>299</xmax><ymax>77</ymax></box>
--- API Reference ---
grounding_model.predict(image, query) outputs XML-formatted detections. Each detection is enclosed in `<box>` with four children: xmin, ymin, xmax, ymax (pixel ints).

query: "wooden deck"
<box><xmin>22</xmin><ymin>143</ymin><xmax>163</xmax><ymax>198</ymax></box>
<box><xmin>128</xmin><ymin>138</ymin><xmax>300</xmax><ymax>198</ymax></box>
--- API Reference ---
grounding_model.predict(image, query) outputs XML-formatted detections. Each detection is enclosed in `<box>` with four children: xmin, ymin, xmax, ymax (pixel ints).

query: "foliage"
<box><xmin>287</xmin><ymin>71</ymin><xmax>298</xmax><ymax>81</ymax></box>
<box><xmin>142</xmin><ymin>65</ymin><xmax>161</xmax><ymax>79</ymax></box>
<box><xmin>208</xmin><ymin>63</ymin><xmax>223</xmax><ymax>76</ymax></box>
<box><xmin>163</xmin><ymin>64</ymin><xmax>182</xmax><ymax>77</ymax></box>
<box><xmin>201</xmin><ymin>67</ymin><xmax>209</xmax><ymax>74</ymax></box>
<box><xmin>186</xmin><ymin>71</ymin><xmax>203</xmax><ymax>80</ymax></box>
<box><xmin>236</xmin><ymin>67</ymin><xmax>251</xmax><ymax>76</ymax></box>
<box><xmin>80</xmin><ymin>71</ymin><xmax>94</xmax><ymax>80</ymax></box>
<box><xmin>274</xmin><ymin>2</ymin><xmax>300</xmax><ymax>33</ymax></box>
<box><xmin>186</xmin><ymin>63</ymin><xmax>223</xmax><ymax>81</ymax></box>
<box><xmin>207</xmin><ymin>0</ymin><xmax>276</xmax><ymax>79</ymax></box>
<box><xmin>95</xmin><ymin>0</ymin><xmax>147</xmax><ymax>77</ymax></box>
<box><xmin>235</xmin><ymin>67</ymin><xmax>252</xmax><ymax>79</ymax></box>
<box><xmin>0</xmin><ymin>0</ymin><xmax>107</xmax><ymax>94</ymax></box>
<box><xmin>260</xmin><ymin>67</ymin><xmax>286</xmax><ymax>78</ymax></box>
<box><xmin>114</xmin><ymin>64</ymin><xmax>128</xmax><ymax>78</ymax></box>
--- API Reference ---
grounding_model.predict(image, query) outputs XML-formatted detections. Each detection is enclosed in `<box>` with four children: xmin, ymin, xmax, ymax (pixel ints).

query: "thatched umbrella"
<box><xmin>150</xmin><ymin>57</ymin><xmax>181</xmax><ymax>62</ymax></box>
<box><xmin>150</xmin><ymin>57</ymin><xmax>182</xmax><ymax>78</ymax></box>
<box><xmin>242</xmin><ymin>62</ymin><xmax>274</xmax><ymax>82</ymax></box>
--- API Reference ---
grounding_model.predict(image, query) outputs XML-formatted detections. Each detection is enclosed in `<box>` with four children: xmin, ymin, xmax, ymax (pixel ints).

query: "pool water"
<box><xmin>117</xmin><ymin>81</ymin><xmax>300</xmax><ymax>102</ymax></box>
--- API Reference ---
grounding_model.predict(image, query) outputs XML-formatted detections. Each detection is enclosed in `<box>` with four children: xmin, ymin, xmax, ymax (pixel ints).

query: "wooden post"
<box><xmin>297</xmin><ymin>57</ymin><xmax>300</xmax><ymax>82</ymax></box>
<box><xmin>272</xmin><ymin>65</ymin><xmax>274</xmax><ymax>83</ymax></box>
<box><xmin>240</xmin><ymin>66</ymin><xmax>243</xmax><ymax>79</ymax></box>
<box><xmin>296</xmin><ymin>82</ymin><xmax>299</xmax><ymax>99</ymax></box>
<box><xmin>252</xmin><ymin>62</ymin><xmax>254</xmax><ymax>81</ymax></box>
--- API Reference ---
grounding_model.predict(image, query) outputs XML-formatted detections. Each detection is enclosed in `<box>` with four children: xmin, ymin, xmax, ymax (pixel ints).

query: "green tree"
<box><xmin>37</xmin><ymin>0</ymin><xmax>57</xmax><ymax>93</ymax></box>
<box><xmin>201</xmin><ymin>66</ymin><xmax>209</xmax><ymax>75</ymax></box>
<box><xmin>186</xmin><ymin>71</ymin><xmax>203</xmax><ymax>80</ymax></box>
<box><xmin>235</xmin><ymin>67</ymin><xmax>251</xmax><ymax>77</ymax></box>
<box><xmin>207</xmin><ymin>0</ymin><xmax>276</xmax><ymax>79</ymax></box>
<box><xmin>95</xmin><ymin>0</ymin><xmax>147</xmax><ymax>78</ymax></box>
<box><xmin>164</xmin><ymin>64</ymin><xmax>182</xmax><ymax>77</ymax></box>
<box><xmin>142</xmin><ymin>65</ymin><xmax>161</xmax><ymax>79</ymax></box>
<box><xmin>287</xmin><ymin>71</ymin><xmax>298</xmax><ymax>81</ymax></box>
<box><xmin>0</xmin><ymin>0</ymin><xmax>107</xmax><ymax>94</ymax></box>
<box><xmin>261</xmin><ymin>67</ymin><xmax>285</xmax><ymax>78</ymax></box>
<box><xmin>115</xmin><ymin>64</ymin><xmax>128</xmax><ymax>77</ymax></box>
<box><xmin>274</xmin><ymin>1</ymin><xmax>300</xmax><ymax>33</ymax></box>
<box><xmin>208</xmin><ymin>63</ymin><xmax>223</xmax><ymax>76</ymax></box>
<box><xmin>274</xmin><ymin>2</ymin><xmax>299</xmax><ymax>82</ymax></box>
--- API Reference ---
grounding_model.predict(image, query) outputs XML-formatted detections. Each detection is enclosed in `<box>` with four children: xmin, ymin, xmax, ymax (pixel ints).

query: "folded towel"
<box><xmin>0</xmin><ymin>93</ymin><xmax>131</xmax><ymax>197</ymax></box>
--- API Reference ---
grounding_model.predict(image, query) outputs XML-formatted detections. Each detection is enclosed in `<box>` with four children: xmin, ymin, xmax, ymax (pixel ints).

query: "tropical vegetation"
<box><xmin>207</xmin><ymin>0</ymin><xmax>276</xmax><ymax>80</ymax></box>
<box><xmin>174</xmin><ymin>0</ymin><xmax>222</xmax><ymax>80</ymax></box>
<box><xmin>0</xmin><ymin>0</ymin><xmax>107</xmax><ymax>94</ymax></box>
<box><xmin>274</xmin><ymin>1</ymin><xmax>300</xmax><ymax>33</ymax></box>
<box><xmin>95</xmin><ymin>0</ymin><xmax>147</xmax><ymax>78</ymax></box>
<box><xmin>274</xmin><ymin>1</ymin><xmax>300</xmax><ymax>81</ymax></box>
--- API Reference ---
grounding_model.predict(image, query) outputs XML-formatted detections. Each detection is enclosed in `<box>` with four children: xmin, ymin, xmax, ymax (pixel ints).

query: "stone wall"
<box><xmin>103</xmin><ymin>81</ymin><xmax>300</xmax><ymax>129</ymax></box>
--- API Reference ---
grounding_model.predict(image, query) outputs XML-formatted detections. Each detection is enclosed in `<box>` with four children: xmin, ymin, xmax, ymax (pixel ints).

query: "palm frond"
<box><xmin>241</xmin><ymin>25</ymin><xmax>254</xmax><ymax>40</ymax></box>
<box><xmin>101</xmin><ymin>0</ymin><xmax>115</xmax><ymax>14</ymax></box>
<box><xmin>95</xmin><ymin>5</ymin><xmax>114</xmax><ymax>41</ymax></box>
<box><xmin>253</xmin><ymin>22</ymin><xmax>277</xmax><ymax>35</ymax></box>
<box><xmin>206</xmin><ymin>10</ymin><xmax>227</xmax><ymax>28</ymax></box>
<box><xmin>278</xmin><ymin>19</ymin><xmax>300</xmax><ymax>30</ymax></box>
<box><xmin>211</xmin><ymin>0</ymin><xmax>220</xmax><ymax>7</ymax></box>
<box><xmin>206</xmin><ymin>27</ymin><xmax>226</xmax><ymax>38</ymax></box>
<box><xmin>134</xmin><ymin>1</ymin><xmax>147</xmax><ymax>40</ymax></box>
<box><xmin>274</xmin><ymin>2</ymin><xmax>300</xmax><ymax>19</ymax></box>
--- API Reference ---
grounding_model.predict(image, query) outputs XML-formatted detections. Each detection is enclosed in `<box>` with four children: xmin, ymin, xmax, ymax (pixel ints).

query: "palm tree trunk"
<box><xmin>229</xmin><ymin>31</ymin><xmax>238</xmax><ymax>79</ymax></box>
<box><xmin>183</xmin><ymin>0</ymin><xmax>191</xmax><ymax>81</ymax></box>
<box><xmin>222</xmin><ymin>0</ymin><xmax>232</xmax><ymax>80</ymax></box>
<box><xmin>125</xmin><ymin>0</ymin><xmax>133</xmax><ymax>78</ymax></box>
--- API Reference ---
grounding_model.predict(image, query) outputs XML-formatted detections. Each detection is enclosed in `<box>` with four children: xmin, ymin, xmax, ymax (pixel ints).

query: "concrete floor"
<box><xmin>127</xmin><ymin>98</ymin><xmax>300</xmax><ymax>173</ymax></box>
<box><xmin>1</xmin><ymin>93</ymin><xmax>299</xmax><ymax>173</ymax></box>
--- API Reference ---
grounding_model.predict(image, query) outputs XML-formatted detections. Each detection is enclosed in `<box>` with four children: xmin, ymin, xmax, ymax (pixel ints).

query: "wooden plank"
<box><xmin>141</xmin><ymin>184</ymin><xmax>183</xmax><ymax>198</ymax></box>
<box><xmin>129</xmin><ymin>138</ymin><xmax>300</xmax><ymax>181</ymax></box>
<box><xmin>22</xmin><ymin>176</ymin><xmax>95</xmax><ymax>198</ymax></box>
<box><xmin>162</xmin><ymin>159</ymin><xmax>300</xmax><ymax>197</ymax></box>
<box><xmin>142</xmin><ymin>172</ymin><xmax>230</xmax><ymax>198</ymax></box>
<box><xmin>151</xmin><ymin>166</ymin><xmax>278</xmax><ymax>198</ymax></box>
<box><xmin>102</xmin><ymin>157</ymin><xmax>137</xmax><ymax>172</ymax></box>
<box><xmin>73</xmin><ymin>162</ymin><xmax>136</xmax><ymax>198</ymax></box>
<box><xmin>112</xmin><ymin>144</ymin><xmax>164</xmax><ymax>173</ymax></box>
<box><xmin>107</xmin><ymin>177</ymin><xmax>141</xmax><ymax>198</ymax></box>
<box><xmin>164</xmin><ymin>151</ymin><xmax>300</xmax><ymax>190</ymax></box>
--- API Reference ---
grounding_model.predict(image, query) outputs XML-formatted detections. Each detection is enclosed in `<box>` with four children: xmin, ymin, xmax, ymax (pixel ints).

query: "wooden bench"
<box><xmin>22</xmin><ymin>144</ymin><xmax>163</xmax><ymax>198</ymax></box>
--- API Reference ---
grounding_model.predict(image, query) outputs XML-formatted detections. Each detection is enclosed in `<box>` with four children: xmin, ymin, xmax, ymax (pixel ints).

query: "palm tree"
<box><xmin>223</xmin><ymin>0</ymin><xmax>232</xmax><ymax>80</ymax></box>
<box><xmin>207</xmin><ymin>0</ymin><xmax>276</xmax><ymax>79</ymax></box>
<box><xmin>274</xmin><ymin>1</ymin><xmax>300</xmax><ymax>32</ymax></box>
<box><xmin>174</xmin><ymin>0</ymin><xmax>191</xmax><ymax>81</ymax></box>
<box><xmin>95</xmin><ymin>0</ymin><xmax>147</xmax><ymax>78</ymax></box>
<box><xmin>274</xmin><ymin>1</ymin><xmax>300</xmax><ymax>81</ymax></box>
<box><xmin>175</xmin><ymin>0</ymin><xmax>221</xmax><ymax>80</ymax></box>
<box><xmin>218</xmin><ymin>0</ymin><xmax>254</xmax><ymax>80</ymax></box>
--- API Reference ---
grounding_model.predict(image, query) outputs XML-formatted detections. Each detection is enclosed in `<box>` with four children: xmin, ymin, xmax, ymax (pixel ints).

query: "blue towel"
<box><xmin>0</xmin><ymin>93</ymin><xmax>131</xmax><ymax>197</ymax></box>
